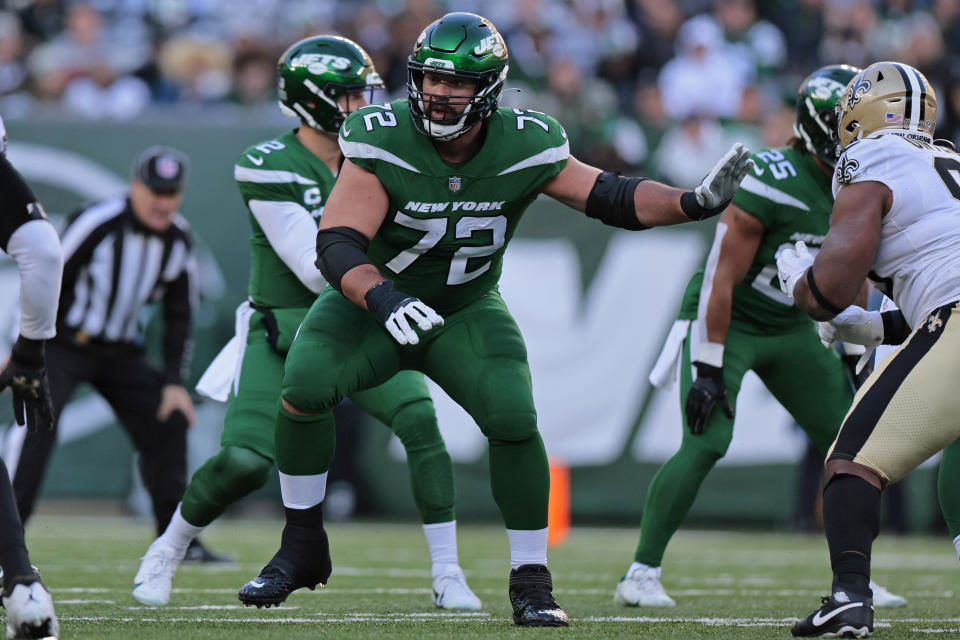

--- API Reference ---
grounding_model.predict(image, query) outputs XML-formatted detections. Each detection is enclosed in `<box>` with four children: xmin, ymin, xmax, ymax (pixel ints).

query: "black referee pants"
<box><xmin>11</xmin><ymin>337</ymin><xmax>188</xmax><ymax>535</ymax></box>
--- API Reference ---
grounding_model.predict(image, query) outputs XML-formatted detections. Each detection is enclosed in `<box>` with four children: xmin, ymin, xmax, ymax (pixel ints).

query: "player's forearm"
<box><xmin>634</xmin><ymin>182</ymin><xmax>697</xmax><ymax>227</ymax></box>
<box><xmin>703</xmin><ymin>287</ymin><xmax>734</xmax><ymax>346</ymax></box>
<box><xmin>341</xmin><ymin>264</ymin><xmax>389</xmax><ymax>309</ymax></box>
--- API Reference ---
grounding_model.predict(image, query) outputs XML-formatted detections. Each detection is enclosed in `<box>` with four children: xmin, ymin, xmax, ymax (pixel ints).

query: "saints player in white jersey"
<box><xmin>0</xmin><ymin>115</ymin><xmax>61</xmax><ymax>639</ymax></box>
<box><xmin>777</xmin><ymin>61</ymin><xmax>960</xmax><ymax>638</ymax></box>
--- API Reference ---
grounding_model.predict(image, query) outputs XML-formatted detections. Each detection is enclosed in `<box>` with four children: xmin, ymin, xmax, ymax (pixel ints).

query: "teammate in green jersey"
<box><xmin>237</xmin><ymin>12</ymin><xmax>752</xmax><ymax>626</ymax></box>
<box><xmin>132</xmin><ymin>35</ymin><xmax>481</xmax><ymax>611</ymax></box>
<box><xmin>612</xmin><ymin>65</ymin><xmax>903</xmax><ymax>609</ymax></box>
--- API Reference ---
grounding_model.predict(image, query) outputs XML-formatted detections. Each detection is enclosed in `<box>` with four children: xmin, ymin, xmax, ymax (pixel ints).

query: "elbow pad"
<box><xmin>315</xmin><ymin>226</ymin><xmax>372</xmax><ymax>293</ymax></box>
<box><xmin>584</xmin><ymin>171</ymin><xmax>648</xmax><ymax>230</ymax></box>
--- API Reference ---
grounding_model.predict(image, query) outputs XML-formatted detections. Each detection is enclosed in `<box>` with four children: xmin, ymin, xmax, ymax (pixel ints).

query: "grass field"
<box><xmin>19</xmin><ymin>515</ymin><xmax>959</xmax><ymax>639</ymax></box>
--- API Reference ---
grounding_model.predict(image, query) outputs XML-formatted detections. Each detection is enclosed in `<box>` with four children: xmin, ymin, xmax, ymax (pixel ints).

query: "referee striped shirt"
<box><xmin>58</xmin><ymin>194</ymin><xmax>196</xmax><ymax>383</ymax></box>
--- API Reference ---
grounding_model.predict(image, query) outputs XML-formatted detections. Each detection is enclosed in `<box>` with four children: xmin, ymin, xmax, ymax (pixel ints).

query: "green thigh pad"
<box><xmin>753</xmin><ymin>323</ymin><xmax>853</xmax><ymax>452</ymax></box>
<box><xmin>221</xmin><ymin>309</ymin><xmax>305</xmax><ymax>460</ymax></box>
<box><xmin>421</xmin><ymin>289</ymin><xmax>537</xmax><ymax>441</ymax></box>
<box><xmin>282</xmin><ymin>288</ymin><xmax>405</xmax><ymax>412</ymax></box>
<box><xmin>351</xmin><ymin>370</ymin><xmax>432</xmax><ymax>426</ymax></box>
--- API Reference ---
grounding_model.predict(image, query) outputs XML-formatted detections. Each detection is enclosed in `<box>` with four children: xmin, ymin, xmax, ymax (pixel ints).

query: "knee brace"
<box><xmin>390</xmin><ymin>399</ymin><xmax>443</xmax><ymax>452</ymax></box>
<box><xmin>210</xmin><ymin>446</ymin><xmax>273</xmax><ymax>495</ymax></box>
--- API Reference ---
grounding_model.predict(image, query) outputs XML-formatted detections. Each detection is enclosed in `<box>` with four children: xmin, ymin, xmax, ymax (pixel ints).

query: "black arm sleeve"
<box><xmin>315</xmin><ymin>226</ymin><xmax>373</xmax><ymax>293</ymax></box>
<box><xmin>162</xmin><ymin>268</ymin><xmax>193</xmax><ymax>385</ymax></box>
<box><xmin>0</xmin><ymin>154</ymin><xmax>46</xmax><ymax>251</ymax></box>
<box><xmin>584</xmin><ymin>171</ymin><xmax>648</xmax><ymax>230</ymax></box>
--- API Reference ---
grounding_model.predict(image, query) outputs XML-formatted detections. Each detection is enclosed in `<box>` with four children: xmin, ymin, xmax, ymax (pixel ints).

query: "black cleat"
<box><xmin>182</xmin><ymin>538</ymin><xmax>235</xmax><ymax>564</ymax></box>
<box><xmin>508</xmin><ymin>564</ymin><xmax>569</xmax><ymax>627</ymax></box>
<box><xmin>792</xmin><ymin>589</ymin><xmax>873</xmax><ymax>638</ymax></box>
<box><xmin>238</xmin><ymin>557</ymin><xmax>322</xmax><ymax>608</ymax></box>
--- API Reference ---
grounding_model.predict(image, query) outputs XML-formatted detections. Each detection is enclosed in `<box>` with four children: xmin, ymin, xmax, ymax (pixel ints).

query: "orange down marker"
<box><xmin>547</xmin><ymin>457</ymin><xmax>570</xmax><ymax>547</ymax></box>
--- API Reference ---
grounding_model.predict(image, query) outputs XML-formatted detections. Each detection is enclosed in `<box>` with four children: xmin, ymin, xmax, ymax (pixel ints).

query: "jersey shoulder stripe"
<box><xmin>497</xmin><ymin>140</ymin><xmax>569</xmax><ymax>175</ymax></box>
<box><xmin>234</xmin><ymin>165</ymin><xmax>318</xmax><ymax>185</ymax></box>
<box><xmin>338</xmin><ymin>139</ymin><xmax>422</xmax><ymax>173</ymax></box>
<box><xmin>738</xmin><ymin>174</ymin><xmax>810</xmax><ymax>211</ymax></box>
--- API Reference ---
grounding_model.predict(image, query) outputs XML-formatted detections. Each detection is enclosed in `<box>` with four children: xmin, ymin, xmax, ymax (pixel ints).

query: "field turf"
<box><xmin>20</xmin><ymin>515</ymin><xmax>959</xmax><ymax>639</ymax></box>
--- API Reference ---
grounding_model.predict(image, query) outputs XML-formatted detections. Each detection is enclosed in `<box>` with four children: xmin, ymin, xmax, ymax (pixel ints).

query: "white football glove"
<box><xmin>695</xmin><ymin>143</ymin><xmax>754</xmax><ymax>209</ymax></box>
<box><xmin>819</xmin><ymin>305</ymin><xmax>884</xmax><ymax>374</ymax></box>
<box><xmin>384</xmin><ymin>298</ymin><xmax>444</xmax><ymax>346</ymax></box>
<box><xmin>776</xmin><ymin>241</ymin><xmax>814</xmax><ymax>298</ymax></box>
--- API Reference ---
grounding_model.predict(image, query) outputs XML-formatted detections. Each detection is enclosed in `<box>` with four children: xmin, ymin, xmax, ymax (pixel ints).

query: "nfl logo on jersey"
<box><xmin>448</xmin><ymin>176</ymin><xmax>461</xmax><ymax>191</ymax></box>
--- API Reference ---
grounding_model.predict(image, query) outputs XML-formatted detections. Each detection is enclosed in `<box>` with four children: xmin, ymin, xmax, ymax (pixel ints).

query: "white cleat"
<box><xmin>614</xmin><ymin>563</ymin><xmax>676</xmax><ymax>607</ymax></box>
<box><xmin>2</xmin><ymin>580</ymin><xmax>59</xmax><ymax>640</ymax></box>
<box><xmin>432</xmin><ymin>565</ymin><xmax>482</xmax><ymax>610</ymax></box>
<box><xmin>870</xmin><ymin>580</ymin><xmax>906</xmax><ymax>607</ymax></box>
<box><xmin>132</xmin><ymin>539</ymin><xmax>185</xmax><ymax>606</ymax></box>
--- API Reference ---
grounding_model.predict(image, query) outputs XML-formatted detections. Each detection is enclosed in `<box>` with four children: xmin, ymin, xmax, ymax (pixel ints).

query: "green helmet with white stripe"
<box><xmin>407</xmin><ymin>12</ymin><xmax>509</xmax><ymax>141</ymax></box>
<box><xmin>793</xmin><ymin>64</ymin><xmax>860</xmax><ymax>166</ymax></box>
<box><xmin>277</xmin><ymin>35</ymin><xmax>384</xmax><ymax>133</ymax></box>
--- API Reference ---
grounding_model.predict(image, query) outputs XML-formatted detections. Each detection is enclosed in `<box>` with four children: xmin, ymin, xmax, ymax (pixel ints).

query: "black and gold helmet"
<box><xmin>836</xmin><ymin>61</ymin><xmax>937</xmax><ymax>151</ymax></box>
<box><xmin>793</xmin><ymin>64</ymin><xmax>860</xmax><ymax>167</ymax></box>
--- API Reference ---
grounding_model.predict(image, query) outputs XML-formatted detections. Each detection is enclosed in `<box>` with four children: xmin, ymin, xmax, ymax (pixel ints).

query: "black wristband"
<box><xmin>364</xmin><ymin>281</ymin><xmax>412</xmax><ymax>325</ymax></box>
<box><xmin>880</xmin><ymin>309</ymin><xmax>910</xmax><ymax>345</ymax></box>
<box><xmin>693</xmin><ymin>361</ymin><xmax>723</xmax><ymax>380</ymax></box>
<box><xmin>680</xmin><ymin>191</ymin><xmax>729</xmax><ymax>221</ymax></box>
<box><xmin>805</xmin><ymin>268</ymin><xmax>845</xmax><ymax>315</ymax></box>
<box><xmin>11</xmin><ymin>336</ymin><xmax>44</xmax><ymax>367</ymax></box>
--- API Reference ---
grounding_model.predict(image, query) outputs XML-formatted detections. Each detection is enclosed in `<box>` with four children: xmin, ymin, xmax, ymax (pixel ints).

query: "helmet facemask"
<box><xmin>407</xmin><ymin>61</ymin><xmax>507</xmax><ymax>141</ymax></box>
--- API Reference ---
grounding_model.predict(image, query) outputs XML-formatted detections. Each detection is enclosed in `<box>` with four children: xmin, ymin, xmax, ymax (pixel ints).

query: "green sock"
<box><xmin>275</xmin><ymin>405</ymin><xmax>336</xmax><ymax>476</ymax></box>
<box><xmin>391</xmin><ymin>400</ymin><xmax>456</xmax><ymax>524</ymax></box>
<box><xmin>489</xmin><ymin>434</ymin><xmax>549</xmax><ymax>530</ymax></box>
<box><xmin>180</xmin><ymin>446</ymin><xmax>272</xmax><ymax>527</ymax></box>
<box><xmin>635</xmin><ymin>446</ymin><xmax>718</xmax><ymax>567</ymax></box>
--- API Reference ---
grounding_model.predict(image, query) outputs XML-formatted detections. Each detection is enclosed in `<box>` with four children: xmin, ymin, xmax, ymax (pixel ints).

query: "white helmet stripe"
<box><xmin>894</xmin><ymin>63</ymin><xmax>921</xmax><ymax>132</ymax></box>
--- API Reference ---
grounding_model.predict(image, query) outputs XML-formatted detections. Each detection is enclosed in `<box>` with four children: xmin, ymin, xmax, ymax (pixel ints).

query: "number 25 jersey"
<box><xmin>339</xmin><ymin>99</ymin><xmax>569</xmax><ymax>315</ymax></box>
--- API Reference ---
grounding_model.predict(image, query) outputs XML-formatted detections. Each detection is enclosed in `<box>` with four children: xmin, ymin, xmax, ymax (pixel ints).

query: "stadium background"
<box><xmin>0</xmin><ymin>0</ymin><xmax>951</xmax><ymax>531</ymax></box>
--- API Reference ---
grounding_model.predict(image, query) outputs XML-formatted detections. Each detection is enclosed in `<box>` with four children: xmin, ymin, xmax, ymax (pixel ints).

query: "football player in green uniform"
<box><xmin>613</xmin><ymin>65</ymin><xmax>903</xmax><ymax>609</ymax></box>
<box><xmin>237</xmin><ymin>12</ymin><xmax>752</xmax><ymax>626</ymax></box>
<box><xmin>132</xmin><ymin>35</ymin><xmax>481</xmax><ymax>611</ymax></box>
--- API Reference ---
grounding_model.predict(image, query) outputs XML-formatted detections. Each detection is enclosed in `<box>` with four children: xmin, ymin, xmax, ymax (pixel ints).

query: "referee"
<box><xmin>8</xmin><ymin>145</ymin><xmax>225</xmax><ymax>562</ymax></box>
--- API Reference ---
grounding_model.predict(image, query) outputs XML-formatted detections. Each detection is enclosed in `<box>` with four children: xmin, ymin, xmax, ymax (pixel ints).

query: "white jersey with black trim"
<box><xmin>832</xmin><ymin>133</ymin><xmax>960</xmax><ymax>329</ymax></box>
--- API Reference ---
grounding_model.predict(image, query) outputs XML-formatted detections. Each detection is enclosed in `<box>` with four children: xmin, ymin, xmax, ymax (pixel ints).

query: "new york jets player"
<box><xmin>779</xmin><ymin>61</ymin><xmax>960</xmax><ymax>638</ymax></box>
<box><xmin>614</xmin><ymin>65</ymin><xmax>904</xmax><ymax>610</ymax></box>
<box><xmin>132</xmin><ymin>35</ymin><xmax>481</xmax><ymax>611</ymax></box>
<box><xmin>236</xmin><ymin>12</ymin><xmax>752</xmax><ymax>626</ymax></box>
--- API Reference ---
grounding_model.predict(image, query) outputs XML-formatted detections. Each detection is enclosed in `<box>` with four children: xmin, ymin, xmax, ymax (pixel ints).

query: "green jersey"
<box><xmin>234</xmin><ymin>130</ymin><xmax>336</xmax><ymax>309</ymax></box>
<box><xmin>680</xmin><ymin>146</ymin><xmax>834</xmax><ymax>331</ymax></box>
<box><xmin>340</xmin><ymin>99</ymin><xmax>569</xmax><ymax>314</ymax></box>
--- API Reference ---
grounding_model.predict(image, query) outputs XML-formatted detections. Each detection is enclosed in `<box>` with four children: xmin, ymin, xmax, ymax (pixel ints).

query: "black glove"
<box><xmin>0</xmin><ymin>336</ymin><xmax>55</xmax><ymax>431</ymax></box>
<box><xmin>684</xmin><ymin>362</ymin><xmax>733</xmax><ymax>435</ymax></box>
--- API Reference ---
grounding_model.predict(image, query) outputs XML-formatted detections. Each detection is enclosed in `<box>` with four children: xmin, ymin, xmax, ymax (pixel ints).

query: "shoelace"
<box><xmin>255</xmin><ymin>565</ymin><xmax>295</xmax><ymax>590</ymax></box>
<box><xmin>513</xmin><ymin>582</ymin><xmax>560</xmax><ymax>611</ymax></box>
<box><xmin>142</xmin><ymin>550</ymin><xmax>174</xmax><ymax>580</ymax></box>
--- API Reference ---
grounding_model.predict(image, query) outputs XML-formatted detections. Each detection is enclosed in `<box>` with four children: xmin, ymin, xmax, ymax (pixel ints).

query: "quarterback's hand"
<box><xmin>0</xmin><ymin>336</ymin><xmax>54</xmax><ymax>431</ymax></box>
<box><xmin>776</xmin><ymin>241</ymin><xmax>814</xmax><ymax>298</ymax></box>
<box><xmin>365</xmin><ymin>280</ymin><xmax>444</xmax><ymax>346</ymax></box>
<box><xmin>685</xmin><ymin>362</ymin><xmax>734</xmax><ymax>435</ymax></box>
<box><xmin>157</xmin><ymin>384</ymin><xmax>196</xmax><ymax>426</ymax></box>
<box><xmin>694</xmin><ymin>143</ymin><xmax>754</xmax><ymax>210</ymax></box>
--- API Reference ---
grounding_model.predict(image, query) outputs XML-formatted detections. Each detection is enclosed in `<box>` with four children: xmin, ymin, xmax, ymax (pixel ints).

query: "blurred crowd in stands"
<box><xmin>2</xmin><ymin>0</ymin><xmax>960</xmax><ymax>184</ymax></box>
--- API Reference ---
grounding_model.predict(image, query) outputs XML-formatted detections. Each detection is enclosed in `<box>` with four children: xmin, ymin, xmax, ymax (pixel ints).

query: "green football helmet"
<box><xmin>407</xmin><ymin>12</ymin><xmax>509</xmax><ymax>141</ymax></box>
<box><xmin>277</xmin><ymin>35</ymin><xmax>384</xmax><ymax>133</ymax></box>
<box><xmin>793</xmin><ymin>64</ymin><xmax>861</xmax><ymax>166</ymax></box>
